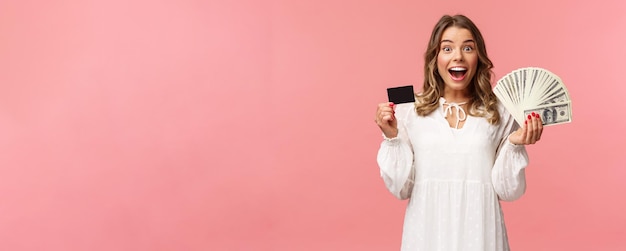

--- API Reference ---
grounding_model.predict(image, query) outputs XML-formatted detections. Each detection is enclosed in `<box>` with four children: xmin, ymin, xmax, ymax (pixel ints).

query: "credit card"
<box><xmin>387</xmin><ymin>85</ymin><xmax>415</xmax><ymax>104</ymax></box>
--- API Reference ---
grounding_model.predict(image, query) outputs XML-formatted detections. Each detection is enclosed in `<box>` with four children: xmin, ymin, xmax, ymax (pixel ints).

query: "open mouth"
<box><xmin>448</xmin><ymin>67</ymin><xmax>467</xmax><ymax>81</ymax></box>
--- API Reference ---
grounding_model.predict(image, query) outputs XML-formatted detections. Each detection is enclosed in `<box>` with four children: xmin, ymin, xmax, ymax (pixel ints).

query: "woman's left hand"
<box><xmin>509</xmin><ymin>112</ymin><xmax>544</xmax><ymax>145</ymax></box>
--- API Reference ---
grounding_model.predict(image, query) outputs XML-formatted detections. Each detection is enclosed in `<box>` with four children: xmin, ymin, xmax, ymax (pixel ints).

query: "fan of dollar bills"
<box><xmin>494</xmin><ymin>67</ymin><xmax>572</xmax><ymax>126</ymax></box>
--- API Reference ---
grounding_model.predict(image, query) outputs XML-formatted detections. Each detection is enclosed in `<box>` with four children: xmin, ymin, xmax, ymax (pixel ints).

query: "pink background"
<box><xmin>1</xmin><ymin>0</ymin><xmax>624</xmax><ymax>250</ymax></box>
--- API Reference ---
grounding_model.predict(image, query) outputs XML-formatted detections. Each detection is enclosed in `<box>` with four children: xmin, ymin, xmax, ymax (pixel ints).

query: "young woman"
<box><xmin>374</xmin><ymin>15</ymin><xmax>543</xmax><ymax>251</ymax></box>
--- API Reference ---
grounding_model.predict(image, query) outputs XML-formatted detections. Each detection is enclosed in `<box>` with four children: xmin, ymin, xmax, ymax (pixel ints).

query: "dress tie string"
<box><xmin>443</xmin><ymin>102</ymin><xmax>467</xmax><ymax>129</ymax></box>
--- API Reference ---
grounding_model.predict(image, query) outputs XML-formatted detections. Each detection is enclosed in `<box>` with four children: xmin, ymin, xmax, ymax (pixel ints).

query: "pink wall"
<box><xmin>1</xmin><ymin>0</ymin><xmax>624</xmax><ymax>250</ymax></box>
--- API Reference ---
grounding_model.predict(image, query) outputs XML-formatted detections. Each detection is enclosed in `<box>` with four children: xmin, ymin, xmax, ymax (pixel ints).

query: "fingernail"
<box><xmin>527</xmin><ymin>115</ymin><xmax>531</xmax><ymax>119</ymax></box>
<box><xmin>532</xmin><ymin>112</ymin><xmax>536</xmax><ymax>116</ymax></box>
<box><xmin>525</xmin><ymin>120</ymin><xmax>528</xmax><ymax>124</ymax></box>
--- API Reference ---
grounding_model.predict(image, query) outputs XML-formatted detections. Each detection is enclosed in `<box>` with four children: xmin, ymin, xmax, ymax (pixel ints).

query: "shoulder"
<box><xmin>496</xmin><ymin>101</ymin><xmax>510</xmax><ymax>119</ymax></box>
<box><xmin>495</xmin><ymin>101</ymin><xmax>518</xmax><ymax>122</ymax></box>
<box><xmin>394</xmin><ymin>102</ymin><xmax>422</xmax><ymax>123</ymax></box>
<box><xmin>394</xmin><ymin>102</ymin><xmax>415</xmax><ymax>116</ymax></box>
<box><xmin>494</xmin><ymin>100</ymin><xmax>520</xmax><ymax>131</ymax></box>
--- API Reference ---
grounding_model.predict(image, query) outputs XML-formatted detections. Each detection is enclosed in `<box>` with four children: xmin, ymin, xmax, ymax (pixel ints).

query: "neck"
<box><xmin>443</xmin><ymin>89</ymin><xmax>470</xmax><ymax>103</ymax></box>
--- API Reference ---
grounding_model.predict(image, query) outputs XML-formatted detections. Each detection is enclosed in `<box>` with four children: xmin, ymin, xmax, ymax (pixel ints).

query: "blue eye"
<box><xmin>442</xmin><ymin>47</ymin><xmax>451</xmax><ymax>52</ymax></box>
<box><xmin>463</xmin><ymin>46</ymin><xmax>473</xmax><ymax>52</ymax></box>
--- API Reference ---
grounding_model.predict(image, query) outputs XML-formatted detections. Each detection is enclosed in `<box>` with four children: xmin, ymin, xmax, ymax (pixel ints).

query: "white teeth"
<box><xmin>450</xmin><ymin>67</ymin><xmax>467</xmax><ymax>71</ymax></box>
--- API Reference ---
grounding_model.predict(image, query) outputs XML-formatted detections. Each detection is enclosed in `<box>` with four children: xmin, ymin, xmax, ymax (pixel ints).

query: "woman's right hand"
<box><xmin>375</xmin><ymin>102</ymin><xmax>398</xmax><ymax>138</ymax></box>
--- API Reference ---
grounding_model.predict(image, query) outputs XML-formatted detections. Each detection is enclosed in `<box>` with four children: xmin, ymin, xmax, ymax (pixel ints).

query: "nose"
<box><xmin>452</xmin><ymin>49</ymin><xmax>464</xmax><ymax>61</ymax></box>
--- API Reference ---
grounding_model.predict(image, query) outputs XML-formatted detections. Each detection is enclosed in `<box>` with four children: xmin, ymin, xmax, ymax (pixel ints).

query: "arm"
<box><xmin>491</xmin><ymin>136</ymin><xmax>529</xmax><ymax>201</ymax></box>
<box><xmin>376</xmin><ymin>103</ymin><xmax>415</xmax><ymax>200</ymax></box>
<box><xmin>491</xmin><ymin>111</ymin><xmax>543</xmax><ymax>201</ymax></box>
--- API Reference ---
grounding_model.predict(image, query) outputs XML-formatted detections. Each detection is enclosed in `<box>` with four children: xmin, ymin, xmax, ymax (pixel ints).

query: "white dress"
<box><xmin>377</xmin><ymin>98</ymin><xmax>529</xmax><ymax>251</ymax></box>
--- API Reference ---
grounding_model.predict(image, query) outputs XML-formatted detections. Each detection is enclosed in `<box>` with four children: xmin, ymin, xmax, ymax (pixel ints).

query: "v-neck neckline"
<box><xmin>439</xmin><ymin>97</ymin><xmax>471</xmax><ymax>131</ymax></box>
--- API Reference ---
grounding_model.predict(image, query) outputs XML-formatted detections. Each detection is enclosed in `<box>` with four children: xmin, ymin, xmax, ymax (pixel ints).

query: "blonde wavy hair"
<box><xmin>415</xmin><ymin>14</ymin><xmax>500</xmax><ymax>124</ymax></box>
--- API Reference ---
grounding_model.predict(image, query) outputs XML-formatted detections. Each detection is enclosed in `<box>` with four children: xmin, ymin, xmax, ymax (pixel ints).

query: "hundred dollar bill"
<box><xmin>523</xmin><ymin>102</ymin><xmax>572</xmax><ymax>126</ymax></box>
<box><xmin>536</xmin><ymin>87</ymin><xmax>570</xmax><ymax>106</ymax></box>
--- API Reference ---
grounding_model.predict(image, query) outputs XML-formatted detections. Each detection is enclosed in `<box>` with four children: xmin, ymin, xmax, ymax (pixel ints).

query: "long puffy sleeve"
<box><xmin>491</xmin><ymin>111</ymin><xmax>529</xmax><ymax>201</ymax></box>
<box><xmin>376</xmin><ymin>104</ymin><xmax>415</xmax><ymax>200</ymax></box>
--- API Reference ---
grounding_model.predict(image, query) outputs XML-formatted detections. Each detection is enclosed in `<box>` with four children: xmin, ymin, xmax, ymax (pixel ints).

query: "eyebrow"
<box><xmin>440</xmin><ymin>39</ymin><xmax>476</xmax><ymax>44</ymax></box>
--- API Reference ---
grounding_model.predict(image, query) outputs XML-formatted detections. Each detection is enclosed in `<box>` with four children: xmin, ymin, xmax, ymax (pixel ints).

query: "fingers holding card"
<box><xmin>375</xmin><ymin>85</ymin><xmax>415</xmax><ymax>139</ymax></box>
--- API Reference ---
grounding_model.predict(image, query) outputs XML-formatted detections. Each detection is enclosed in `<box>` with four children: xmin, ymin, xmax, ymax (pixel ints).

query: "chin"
<box><xmin>445</xmin><ymin>83</ymin><xmax>471</xmax><ymax>91</ymax></box>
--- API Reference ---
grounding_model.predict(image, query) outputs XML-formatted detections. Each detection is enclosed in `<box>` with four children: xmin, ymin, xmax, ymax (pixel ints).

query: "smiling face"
<box><xmin>436</xmin><ymin>27</ymin><xmax>478</xmax><ymax>93</ymax></box>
